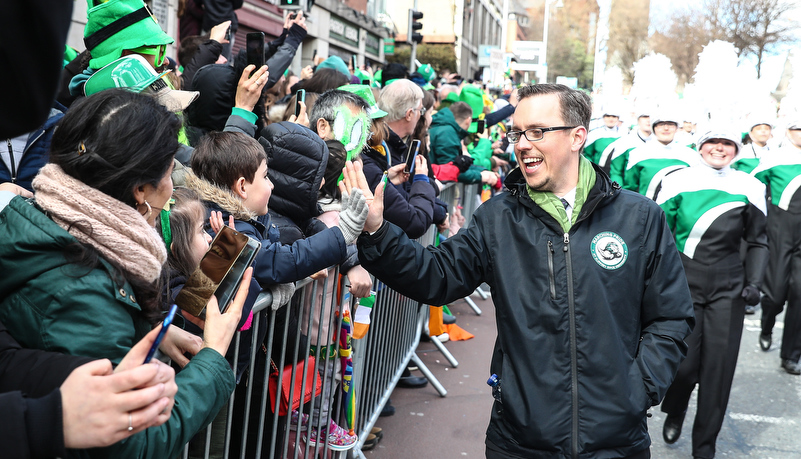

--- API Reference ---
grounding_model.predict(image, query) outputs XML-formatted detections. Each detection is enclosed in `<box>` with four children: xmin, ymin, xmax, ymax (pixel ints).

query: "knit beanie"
<box><xmin>459</xmin><ymin>85</ymin><xmax>485</xmax><ymax>133</ymax></box>
<box><xmin>84</xmin><ymin>0</ymin><xmax>174</xmax><ymax>70</ymax></box>
<box><xmin>316</xmin><ymin>56</ymin><xmax>351</xmax><ymax>79</ymax></box>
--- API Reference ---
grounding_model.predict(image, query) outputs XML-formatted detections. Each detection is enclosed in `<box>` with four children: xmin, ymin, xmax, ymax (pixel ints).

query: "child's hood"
<box><xmin>184</xmin><ymin>170</ymin><xmax>257</xmax><ymax>221</ymax></box>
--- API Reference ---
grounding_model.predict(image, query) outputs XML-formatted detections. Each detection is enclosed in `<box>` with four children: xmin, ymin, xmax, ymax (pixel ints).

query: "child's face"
<box><xmin>243</xmin><ymin>160</ymin><xmax>273</xmax><ymax>216</ymax></box>
<box><xmin>190</xmin><ymin>217</ymin><xmax>213</xmax><ymax>268</ymax></box>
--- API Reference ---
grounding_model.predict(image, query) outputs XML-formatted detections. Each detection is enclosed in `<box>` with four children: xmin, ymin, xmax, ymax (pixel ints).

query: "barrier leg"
<box><xmin>410</xmin><ymin>353</ymin><xmax>447</xmax><ymax>397</ymax></box>
<box><xmin>475</xmin><ymin>286</ymin><xmax>489</xmax><ymax>300</ymax></box>
<box><xmin>427</xmin><ymin>334</ymin><xmax>459</xmax><ymax>368</ymax></box>
<box><xmin>463</xmin><ymin>296</ymin><xmax>483</xmax><ymax>315</ymax></box>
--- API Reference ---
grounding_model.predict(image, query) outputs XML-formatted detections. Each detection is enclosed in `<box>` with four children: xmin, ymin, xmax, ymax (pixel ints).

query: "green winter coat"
<box><xmin>0</xmin><ymin>196</ymin><xmax>235</xmax><ymax>459</ymax></box>
<box><xmin>429</xmin><ymin>108</ymin><xmax>484</xmax><ymax>183</ymax></box>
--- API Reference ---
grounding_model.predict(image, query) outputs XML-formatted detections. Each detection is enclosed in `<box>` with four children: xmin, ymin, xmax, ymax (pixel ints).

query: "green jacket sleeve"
<box><xmin>429</xmin><ymin>126</ymin><xmax>463</xmax><ymax>165</ymax></box>
<box><xmin>458</xmin><ymin>164</ymin><xmax>484</xmax><ymax>184</ymax></box>
<box><xmin>467</xmin><ymin>138</ymin><xmax>493</xmax><ymax>170</ymax></box>
<box><xmin>88</xmin><ymin>348</ymin><xmax>236</xmax><ymax>459</ymax></box>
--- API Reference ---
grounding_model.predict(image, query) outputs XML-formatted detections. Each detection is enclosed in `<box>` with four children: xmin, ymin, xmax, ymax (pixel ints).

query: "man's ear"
<box><xmin>571</xmin><ymin>127</ymin><xmax>588</xmax><ymax>153</ymax></box>
<box><xmin>316</xmin><ymin>118</ymin><xmax>331</xmax><ymax>140</ymax></box>
<box><xmin>232</xmin><ymin>177</ymin><xmax>247</xmax><ymax>200</ymax></box>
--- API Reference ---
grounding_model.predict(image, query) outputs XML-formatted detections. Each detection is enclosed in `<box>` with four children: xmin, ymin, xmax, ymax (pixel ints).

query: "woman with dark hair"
<box><xmin>295</xmin><ymin>68</ymin><xmax>350</xmax><ymax>94</ymax></box>
<box><xmin>0</xmin><ymin>89</ymin><xmax>249</xmax><ymax>459</ymax></box>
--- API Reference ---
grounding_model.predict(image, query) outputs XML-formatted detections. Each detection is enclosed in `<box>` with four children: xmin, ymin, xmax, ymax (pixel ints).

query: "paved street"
<box><xmin>366</xmin><ymin>295</ymin><xmax>801</xmax><ymax>458</ymax></box>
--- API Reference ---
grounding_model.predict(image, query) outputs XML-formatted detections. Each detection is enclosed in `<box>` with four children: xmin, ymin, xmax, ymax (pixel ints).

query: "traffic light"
<box><xmin>407</xmin><ymin>9</ymin><xmax>423</xmax><ymax>44</ymax></box>
<box><xmin>280</xmin><ymin>0</ymin><xmax>301</xmax><ymax>9</ymax></box>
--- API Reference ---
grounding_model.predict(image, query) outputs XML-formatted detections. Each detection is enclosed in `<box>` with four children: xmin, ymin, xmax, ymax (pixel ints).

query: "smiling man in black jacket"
<box><xmin>357</xmin><ymin>83</ymin><xmax>694</xmax><ymax>459</ymax></box>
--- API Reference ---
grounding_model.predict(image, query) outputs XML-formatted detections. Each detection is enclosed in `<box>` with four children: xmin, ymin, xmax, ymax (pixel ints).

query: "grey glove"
<box><xmin>337</xmin><ymin>188</ymin><xmax>368</xmax><ymax>244</ymax></box>
<box><xmin>269</xmin><ymin>282</ymin><xmax>296</xmax><ymax>311</ymax></box>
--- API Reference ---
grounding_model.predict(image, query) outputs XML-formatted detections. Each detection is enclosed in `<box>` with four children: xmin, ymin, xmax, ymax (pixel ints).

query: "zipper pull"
<box><xmin>563</xmin><ymin>233</ymin><xmax>569</xmax><ymax>251</ymax></box>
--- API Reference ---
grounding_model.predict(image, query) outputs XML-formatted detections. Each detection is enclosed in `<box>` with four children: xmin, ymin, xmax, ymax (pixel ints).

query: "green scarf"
<box><xmin>527</xmin><ymin>156</ymin><xmax>596</xmax><ymax>233</ymax></box>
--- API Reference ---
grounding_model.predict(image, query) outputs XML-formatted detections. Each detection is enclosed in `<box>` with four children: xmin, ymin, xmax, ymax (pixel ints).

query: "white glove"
<box><xmin>337</xmin><ymin>188</ymin><xmax>368</xmax><ymax>244</ymax></box>
<box><xmin>269</xmin><ymin>282</ymin><xmax>296</xmax><ymax>311</ymax></box>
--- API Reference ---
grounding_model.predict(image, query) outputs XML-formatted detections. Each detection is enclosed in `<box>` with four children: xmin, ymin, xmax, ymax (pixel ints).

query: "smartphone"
<box><xmin>224</xmin><ymin>25</ymin><xmax>231</xmax><ymax>41</ymax></box>
<box><xmin>361</xmin><ymin>79</ymin><xmax>371</xmax><ymax>86</ymax></box>
<box><xmin>288</xmin><ymin>11</ymin><xmax>298</xmax><ymax>20</ymax></box>
<box><xmin>404</xmin><ymin>139</ymin><xmax>422</xmax><ymax>174</ymax></box>
<box><xmin>246</xmin><ymin>32</ymin><xmax>265</xmax><ymax>69</ymax></box>
<box><xmin>312</xmin><ymin>49</ymin><xmax>317</xmax><ymax>66</ymax></box>
<box><xmin>143</xmin><ymin>304</ymin><xmax>178</xmax><ymax>364</ymax></box>
<box><xmin>351</xmin><ymin>55</ymin><xmax>358</xmax><ymax>71</ymax></box>
<box><xmin>477</xmin><ymin>119</ymin><xmax>486</xmax><ymax>134</ymax></box>
<box><xmin>294</xmin><ymin>89</ymin><xmax>306</xmax><ymax>118</ymax></box>
<box><xmin>175</xmin><ymin>226</ymin><xmax>261</xmax><ymax>319</ymax></box>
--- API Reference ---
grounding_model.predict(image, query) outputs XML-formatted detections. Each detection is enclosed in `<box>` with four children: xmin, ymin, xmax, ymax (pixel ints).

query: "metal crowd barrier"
<box><xmin>180</xmin><ymin>181</ymin><xmax>487</xmax><ymax>459</ymax></box>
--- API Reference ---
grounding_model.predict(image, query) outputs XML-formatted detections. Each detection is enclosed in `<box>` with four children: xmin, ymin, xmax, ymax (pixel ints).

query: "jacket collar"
<box><xmin>505</xmin><ymin>162</ymin><xmax>619</xmax><ymax>230</ymax></box>
<box><xmin>184</xmin><ymin>170</ymin><xmax>257</xmax><ymax>221</ymax></box>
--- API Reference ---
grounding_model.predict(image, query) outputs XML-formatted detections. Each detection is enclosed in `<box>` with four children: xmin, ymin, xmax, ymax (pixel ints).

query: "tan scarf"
<box><xmin>32</xmin><ymin>164</ymin><xmax>167</xmax><ymax>283</ymax></box>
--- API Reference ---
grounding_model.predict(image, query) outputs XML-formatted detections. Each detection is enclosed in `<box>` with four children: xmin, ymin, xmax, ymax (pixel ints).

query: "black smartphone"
<box><xmin>246</xmin><ymin>32</ymin><xmax>265</xmax><ymax>69</ymax></box>
<box><xmin>224</xmin><ymin>25</ymin><xmax>231</xmax><ymax>41</ymax></box>
<box><xmin>175</xmin><ymin>226</ymin><xmax>261</xmax><ymax>319</ymax></box>
<box><xmin>312</xmin><ymin>49</ymin><xmax>317</xmax><ymax>65</ymax></box>
<box><xmin>143</xmin><ymin>304</ymin><xmax>178</xmax><ymax>364</ymax></box>
<box><xmin>213</xmin><ymin>237</ymin><xmax>260</xmax><ymax>313</ymax></box>
<box><xmin>361</xmin><ymin>79</ymin><xmax>371</xmax><ymax>86</ymax></box>
<box><xmin>477</xmin><ymin>119</ymin><xmax>486</xmax><ymax>134</ymax></box>
<box><xmin>351</xmin><ymin>55</ymin><xmax>358</xmax><ymax>71</ymax></box>
<box><xmin>404</xmin><ymin>139</ymin><xmax>422</xmax><ymax>174</ymax></box>
<box><xmin>294</xmin><ymin>89</ymin><xmax>306</xmax><ymax>118</ymax></box>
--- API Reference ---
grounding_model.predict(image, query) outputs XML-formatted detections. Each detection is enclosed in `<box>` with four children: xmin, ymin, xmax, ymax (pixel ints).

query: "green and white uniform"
<box><xmin>657</xmin><ymin>161</ymin><xmax>768</xmax><ymax>459</ymax></box>
<box><xmin>583</xmin><ymin>125</ymin><xmax>621</xmax><ymax>165</ymax></box>
<box><xmin>731</xmin><ymin>143</ymin><xmax>770</xmax><ymax>174</ymax></box>
<box><xmin>752</xmin><ymin>143</ymin><xmax>801</xmax><ymax>364</ymax></box>
<box><xmin>624</xmin><ymin>141</ymin><xmax>698</xmax><ymax>199</ymax></box>
<box><xmin>601</xmin><ymin>130</ymin><xmax>649</xmax><ymax>181</ymax></box>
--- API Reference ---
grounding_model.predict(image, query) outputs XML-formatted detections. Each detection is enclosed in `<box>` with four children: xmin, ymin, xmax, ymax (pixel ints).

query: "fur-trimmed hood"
<box><xmin>184</xmin><ymin>170</ymin><xmax>257</xmax><ymax>221</ymax></box>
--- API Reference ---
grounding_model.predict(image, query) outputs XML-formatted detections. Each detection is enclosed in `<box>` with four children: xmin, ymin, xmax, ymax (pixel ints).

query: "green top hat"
<box><xmin>84</xmin><ymin>0</ymin><xmax>174</xmax><ymax>70</ymax></box>
<box><xmin>85</xmin><ymin>55</ymin><xmax>199</xmax><ymax>112</ymax></box>
<box><xmin>417</xmin><ymin>64</ymin><xmax>436</xmax><ymax>82</ymax></box>
<box><xmin>459</xmin><ymin>85</ymin><xmax>485</xmax><ymax>133</ymax></box>
<box><xmin>339</xmin><ymin>84</ymin><xmax>388</xmax><ymax>119</ymax></box>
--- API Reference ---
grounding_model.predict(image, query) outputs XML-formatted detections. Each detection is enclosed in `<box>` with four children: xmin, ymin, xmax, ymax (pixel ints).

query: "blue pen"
<box><xmin>143</xmin><ymin>304</ymin><xmax>178</xmax><ymax>364</ymax></box>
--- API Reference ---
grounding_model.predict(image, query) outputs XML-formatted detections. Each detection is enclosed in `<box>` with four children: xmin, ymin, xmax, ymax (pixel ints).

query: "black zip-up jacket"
<box><xmin>358</xmin><ymin>164</ymin><xmax>694</xmax><ymax>458</ymax></box>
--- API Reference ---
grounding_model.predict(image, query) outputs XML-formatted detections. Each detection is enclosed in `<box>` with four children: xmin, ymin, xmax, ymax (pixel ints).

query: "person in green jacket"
<box><xmin>429</xmin><ymin>101</ymin><xmax>498</xmax><ymax>185</ymax></box>
<box><xmin>0</xmin><ymin>89</ymin><xmax>249</xmax><ymax>458</ymax></box>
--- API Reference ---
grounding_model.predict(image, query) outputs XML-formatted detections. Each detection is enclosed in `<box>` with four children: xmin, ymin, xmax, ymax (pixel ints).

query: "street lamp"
<box><xmin>541</xmin><ymin>0</ymin><xmax>563</xmax><ymax>84</ymax></box>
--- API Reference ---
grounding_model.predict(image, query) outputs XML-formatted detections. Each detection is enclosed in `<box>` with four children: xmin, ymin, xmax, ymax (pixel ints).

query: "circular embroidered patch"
<box><xmin>590</xmin><ymin>232</ymin><xmax>628</xmax><ymax>270</ymax></box>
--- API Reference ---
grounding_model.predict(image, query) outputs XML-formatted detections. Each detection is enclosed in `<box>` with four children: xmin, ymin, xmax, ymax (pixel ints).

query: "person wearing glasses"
<box><xmin>356</xmin><ymin>83</ymin><xmax>694</xmax><ymax>459</ymax></box>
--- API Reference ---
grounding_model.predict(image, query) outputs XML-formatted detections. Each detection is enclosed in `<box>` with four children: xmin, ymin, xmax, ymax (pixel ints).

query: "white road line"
<box><xmin>729</xmin><ymin>413</ymin><xmax>797</xmax><ymax>424</ymax></box>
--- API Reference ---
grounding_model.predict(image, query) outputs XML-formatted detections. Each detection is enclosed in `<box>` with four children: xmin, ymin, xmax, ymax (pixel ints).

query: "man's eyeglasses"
<box><xmin>413</xmin><ymin>106</ymin><xmax>427</xmax><ymax>115</ymax></box>
<box><xmin>507</xmin><ymin>126</ymin><xmax>577</xmax><ymax>143</ymax></box>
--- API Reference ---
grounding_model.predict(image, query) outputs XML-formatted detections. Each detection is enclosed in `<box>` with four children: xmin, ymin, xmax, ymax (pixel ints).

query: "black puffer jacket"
<box><xmin>359</xmin><ymin>164</ymin><xmax>694</xmax><ymax>458</ymax></box>
<box><xmin>259</xmin><ymin>122</ymin><xmax>360</xmax><ymax>271</ymax></box>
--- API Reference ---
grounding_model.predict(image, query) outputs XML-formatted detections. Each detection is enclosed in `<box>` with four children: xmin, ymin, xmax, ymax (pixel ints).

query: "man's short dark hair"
<box><xmin>517</xmin><ymin>84</ymin><xmax>591</xmax><ymax>131</ymax></box>
<box><xmin>449</xmin><ymin>102</ymin><xmax>473</xmax><ymax>123</ymax></box>
<box><xmin>309</xmin><ymin>90</ymin><xmax>370</xmax><ymax>134</ymax></box>
<box><xmin>178</xmin><ymin>35</ymin><xmax>208</xmax><ymax>68</ymax></box>
<box><xmin>191</xmin><ymin>131</ymin><xmax>267</xmax><ymax>189</ymax></box>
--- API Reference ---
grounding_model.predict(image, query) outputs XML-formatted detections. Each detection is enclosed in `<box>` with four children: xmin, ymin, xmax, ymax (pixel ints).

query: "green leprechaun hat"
<box><xmin>84</xmin><ymin>0</ymin><xmax>174</xmax><ymax>70</ymax></box>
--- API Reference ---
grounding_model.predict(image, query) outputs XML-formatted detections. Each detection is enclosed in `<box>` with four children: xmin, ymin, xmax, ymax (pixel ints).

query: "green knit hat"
<box><xmin>417</xmin><ymin>64</ymin><xmax>436</xmax><ymax>82</ymax></box>
<box><xmin>84</xmin><ymin>0</ymin><xmax>174</xmax><ymax>70</ymax></box>
<box><xmin>316</xmin><ymin>56</ymin><xmax>351</xmax><ymax>78</ymax></box>
<box><xmin>339</xmin><ymin>84</ymin><xmax>387</xmax><ymax>119</ymax></box>
<box><xmin>459</xmin><ymin>85</ymin><xmax>485</xmax><ymax>133</ymax></box>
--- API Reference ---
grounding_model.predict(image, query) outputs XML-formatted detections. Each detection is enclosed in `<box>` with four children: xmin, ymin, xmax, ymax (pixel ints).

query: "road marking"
<box><xmin>729</xmin><ymin>413</ymin><xmax>796</xmax><ymax>424</ymax></box>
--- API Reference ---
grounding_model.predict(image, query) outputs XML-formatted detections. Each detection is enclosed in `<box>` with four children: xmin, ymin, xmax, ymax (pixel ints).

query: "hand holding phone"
<box><xmin>143</xmin><ymin>304</ymin><xmax>178</xmax><ymax>364</ymax></box>
<box><xmin>294</xmin><ymin>89</ymin><xmax>306</xmax><ymax>118</ymax></box>
<box><xmin>246</xmin><ymin>32</ymin><xmax>265</xmax><ymax>69</ymax></box>
<box><xmin>404</xmin><ymin>139</ymin><xmax>422</xmax><ymax>174</ymax></box>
